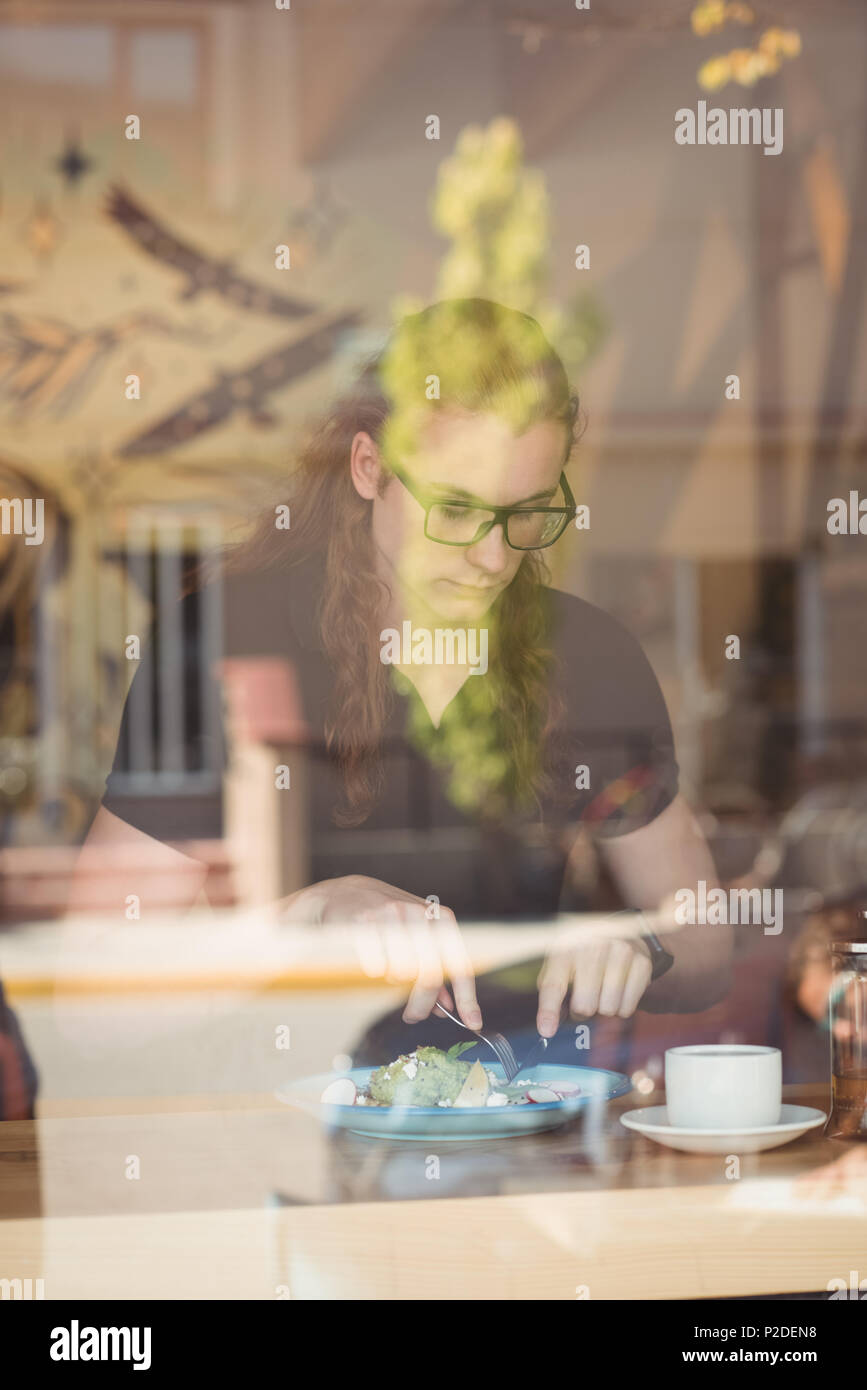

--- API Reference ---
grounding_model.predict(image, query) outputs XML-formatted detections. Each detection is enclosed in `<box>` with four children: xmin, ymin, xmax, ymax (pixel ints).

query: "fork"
<box><xmin>434</xmin><ymin>1002</ymin><xmax>520</xmax><ymax>1081</ymax></box>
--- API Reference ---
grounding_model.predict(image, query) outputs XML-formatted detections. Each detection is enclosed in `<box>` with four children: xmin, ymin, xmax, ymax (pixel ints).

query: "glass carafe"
<box><xmin>827</xmin><ymin>937</ymin><xmax>867</xmax><ymax>1141</ymax></box>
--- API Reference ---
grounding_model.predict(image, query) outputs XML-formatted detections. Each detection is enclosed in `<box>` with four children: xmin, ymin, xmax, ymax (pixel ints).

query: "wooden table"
<box><xmin>2</xmin><ymin>1082</ymin><xmax>865</xmax><ymax>1300</ymax></box>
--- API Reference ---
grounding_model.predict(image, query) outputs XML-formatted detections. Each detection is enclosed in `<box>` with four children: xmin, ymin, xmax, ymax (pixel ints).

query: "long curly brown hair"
<box><xmin>216</xmin><ymin>299</ymin><xmax>581</xmax><ymax>826</ymax></box>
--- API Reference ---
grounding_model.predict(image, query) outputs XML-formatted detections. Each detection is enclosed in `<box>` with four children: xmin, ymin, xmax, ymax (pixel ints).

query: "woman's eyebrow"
<box><xmin>430</xmin><ymin>483</ymin><xmax>558</xmax><ymax>505</ymax></box>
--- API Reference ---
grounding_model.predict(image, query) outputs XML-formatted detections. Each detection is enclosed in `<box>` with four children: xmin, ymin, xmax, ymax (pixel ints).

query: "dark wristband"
<box><xmin>608</xmin><ymin>908</ymin><xmax>675</xmax><ymax>981</ymax></box>
<box><xmin>639</xmin><ymin>928</ymin><xmax>675</xmax><ymax>980</ymax></box>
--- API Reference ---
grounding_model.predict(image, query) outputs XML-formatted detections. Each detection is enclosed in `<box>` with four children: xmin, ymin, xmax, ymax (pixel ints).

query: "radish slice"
<box><xmin>320</xmin><ymin>1078</ymin><xmax>357</xmax><ymax>1106</ymax></box>
<box><xmin>547</xmin><ymin>1081</ymin><xmax>582</xmax><ymax>1098</ymax></box>
<box><xmin>526</xmin><ymin>1086</ymin><xmax>560</xmax><ymax>1104</ymax></box>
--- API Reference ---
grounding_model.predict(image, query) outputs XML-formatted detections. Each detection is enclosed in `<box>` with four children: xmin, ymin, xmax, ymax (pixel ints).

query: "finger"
<box><xmin>436</xmin><ymin>984</ymin><xmax>454</xmax><ymax>1012</ymax></box>
<box><xmin>568</xmin><ymin>942</ymin><xmax>608</xmax><ymax>1018</ymax></box>
<box><xmin>381</xmin><ymin>913</ymin><xmax>417</xmax><ymax>985</ymax></box>
<box><xmin>375</xmin><ymin>895</ymin><xmax>422</xmax><ymax>984</ymax></box>
<box><xmin>435</xmin><ymin>910</ymin><xmax>482</xmax><ymax>1028</ymax></box>
<box><xmin>537</xmin><ymin>954</ymin><xmax>572</xmax><ymax>1037</ymax></box>
<box><xmin>597</xmin><ymin>940</ymin><xmax>635</xmax><ymax>1017</ymax></box>
<box><xmin>449</xmin><ymin>974</ymin><xmax>482</xmax><ymax>1029</ymax></box>
<box><xmin>353</xmin><ymin>922</ymin><xmax>389</xmax><ymax>980</ymax></box>
<box><xmin>403</xmin><ymin>972</ymin><xmax>443</xmax><ymax>1023</ymax></box>
<box><xmin>402</xmin><ymin>912</ymin><xmax>445</xmax><ymax>1023</ymax></box>
<box><xmin>617</xmin><ymin>948</ymin><xmax>653</xmax><ymax>1018</ymax></box>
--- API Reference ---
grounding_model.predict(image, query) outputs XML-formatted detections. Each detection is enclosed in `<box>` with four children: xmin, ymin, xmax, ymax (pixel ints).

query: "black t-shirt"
<box><xmin>100</xmin><ymin>553</ymin><xmax>678</xmax><ymax>919</ymax></box>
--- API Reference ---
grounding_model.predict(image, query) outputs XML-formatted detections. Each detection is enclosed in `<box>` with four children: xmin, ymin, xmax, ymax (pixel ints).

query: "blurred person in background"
<box><xmin>0</xmin><ymin>979</ymin><xmax>37</xmax><ymax>1121</ymax></box>
<box><xmin>780</xmin><ymin>895</ymin><xmax>867</xmax><ymax>1083</ymax></box>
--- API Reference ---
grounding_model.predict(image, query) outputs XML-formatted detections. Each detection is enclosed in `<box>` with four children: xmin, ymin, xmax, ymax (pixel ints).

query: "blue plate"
<box><xmin>276</xmin><ymin>1064</ymin><xmax>632</xmax><ymax>1140</ymax></box>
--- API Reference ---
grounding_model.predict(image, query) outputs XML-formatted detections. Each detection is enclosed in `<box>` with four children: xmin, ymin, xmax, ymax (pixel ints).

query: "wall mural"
<box><xmin>0</xmin><ymin>152</ymin><xmax>367</xmax><ymax>846</ymax></box>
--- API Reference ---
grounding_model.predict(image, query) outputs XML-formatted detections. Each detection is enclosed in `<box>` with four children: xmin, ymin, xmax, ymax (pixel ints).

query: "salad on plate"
<box><xmin>319</xmin><ymin>1043</ymin><xmax>583</xmax><ymax>1109</ymax></box>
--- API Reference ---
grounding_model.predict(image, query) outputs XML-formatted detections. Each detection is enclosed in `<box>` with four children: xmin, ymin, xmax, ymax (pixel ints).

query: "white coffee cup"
<box><xmin>665</xmin><ymin>1044</ymin><xmax>782</xmax><ymax>1130</ymax></box>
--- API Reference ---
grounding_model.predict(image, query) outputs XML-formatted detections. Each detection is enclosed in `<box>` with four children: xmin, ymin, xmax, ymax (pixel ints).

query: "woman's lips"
<box><xmin>442</xmin><ymin>579</ymin><xmax>501</xmax><ymax>595</ymax></box>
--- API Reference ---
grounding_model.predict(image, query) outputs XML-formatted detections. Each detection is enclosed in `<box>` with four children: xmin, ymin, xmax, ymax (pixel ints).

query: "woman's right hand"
<box><xmin>282</xmin><ymin>875</ymin><xmax>482</xmax><ymax>1029</ymax></box>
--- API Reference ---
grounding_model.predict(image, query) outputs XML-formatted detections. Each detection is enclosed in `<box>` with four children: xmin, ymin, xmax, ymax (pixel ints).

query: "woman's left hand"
<box><xmin>536</xmin><ymin>935</ymin><xmax>653</xmax><ymax>1036</ymax></box>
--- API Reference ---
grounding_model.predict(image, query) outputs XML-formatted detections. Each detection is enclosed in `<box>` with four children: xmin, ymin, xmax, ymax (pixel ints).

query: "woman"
<box><xmin>89</xmin><ymin>298</ymin><xmax>731</xmax><ymax>1046</ymax></box>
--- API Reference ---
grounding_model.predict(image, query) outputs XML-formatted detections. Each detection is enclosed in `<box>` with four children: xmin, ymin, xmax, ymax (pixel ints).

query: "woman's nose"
<box><xmin>467</xmin><ymin>523</ymin><xmax>510</xmax><ymax>572</ymax></box>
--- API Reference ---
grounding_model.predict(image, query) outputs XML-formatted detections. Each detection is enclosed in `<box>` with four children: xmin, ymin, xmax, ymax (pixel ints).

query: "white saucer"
<box><xmin>619</xmin><ymin>1104</ymin><xmax>827</xmax><ymax>1153</ymax></box>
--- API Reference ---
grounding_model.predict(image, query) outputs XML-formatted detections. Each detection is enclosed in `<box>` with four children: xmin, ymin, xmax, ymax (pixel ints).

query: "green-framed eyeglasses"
<box><xmin>388</xmin><ymin>461</ymin><xmax>576</xmax><ymax>551</ymax></box>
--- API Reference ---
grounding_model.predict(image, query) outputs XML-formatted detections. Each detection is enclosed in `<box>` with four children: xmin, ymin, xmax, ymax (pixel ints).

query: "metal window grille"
<box><xmin>107</xmin><ymin>511</ymin><xmax>223</xmax><ymax>795</ymax></box>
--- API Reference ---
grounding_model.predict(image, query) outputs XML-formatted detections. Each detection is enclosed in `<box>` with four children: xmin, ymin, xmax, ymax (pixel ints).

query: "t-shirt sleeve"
<box><xmin>554</xmin><ymin>598</ymin><xmax>680</xmax><ymax>839</ymax></box>
<box><xmin>99</xmin><ymin>590</ymin><xmax>227</xmax><ymax>845</ymax></box>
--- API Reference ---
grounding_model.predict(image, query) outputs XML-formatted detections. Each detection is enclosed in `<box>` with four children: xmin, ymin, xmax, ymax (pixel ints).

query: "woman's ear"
<box><xmin>350</xmin><ymin>431</ymin><xmax>384</xmax><ymax>500</ymax></box>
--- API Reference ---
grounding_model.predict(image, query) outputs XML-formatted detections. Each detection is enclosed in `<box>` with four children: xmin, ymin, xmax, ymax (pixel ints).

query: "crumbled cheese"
<box><xmin>403</xmin><ymin>1060</ymin><xmax>418</xmax><ymax>1080</ymax></box>
<box><xmin>437</xmin><ymin>1098</ymin><xmax>452</xmax><ymax>1107</ymax></box>
<box><xmin>486</xmin><ymin>1093</ymin><xmax>508</xmax><ymax>1107</ymax></box>
<box><xmin>355</xmin><ymin>1095</ymin><xmax>368</xmax><ymax>1105</ymax></box>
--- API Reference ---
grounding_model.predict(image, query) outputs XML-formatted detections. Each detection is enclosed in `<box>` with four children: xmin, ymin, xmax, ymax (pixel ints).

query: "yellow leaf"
<box><xmin>698</xmin><ymin>56</ymin><xmax>732</xmax><ymax>91</ymax></box>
